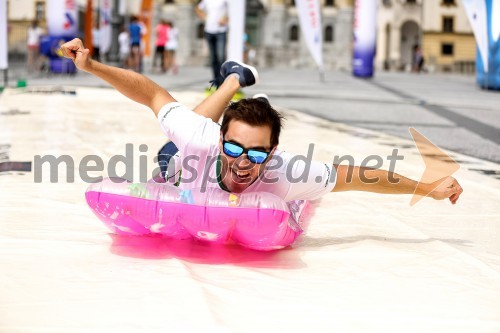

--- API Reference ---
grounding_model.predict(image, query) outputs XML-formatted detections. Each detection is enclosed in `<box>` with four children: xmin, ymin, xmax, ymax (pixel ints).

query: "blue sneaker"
<box><xmin>220</xmin><ymin>60</ymin><xmax>259</xmax><ymax>87</ymax></box>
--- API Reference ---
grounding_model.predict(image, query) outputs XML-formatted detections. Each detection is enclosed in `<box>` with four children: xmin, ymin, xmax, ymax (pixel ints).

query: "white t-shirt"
<box><xmin>198</xmin><ymin>0</ymin><xmax>229</xmax><ymax>34</ymax></box>
<box><xmin>158</xmin><ymin>102</ymin><xmax>336</xmax><ymax>201</ymax></box>
<box><xmin>92</xmin><ymin>28</ymin><xmax>100</xmax><ymax>48</ymax></box>
<box><xmin>166</xmin><ymin>27</ymin><xmax>178</xmax><ymax>51</ymax></box>
<box><xmin>27</xmin><ymin>27</ymin><xmax>43</xmax><ymax>47</ymax></box>
<box><xmin>118</xmin><ymin>32</ymin><xmax>130</xmax><ymax>56</ymax></box>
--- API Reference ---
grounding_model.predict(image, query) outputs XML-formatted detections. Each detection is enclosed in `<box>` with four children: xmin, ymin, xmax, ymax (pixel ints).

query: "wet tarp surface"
<box><xmin>1</xmin><ymin>88</ymin><xmax>499</xmax><ymax>333</ymax></box>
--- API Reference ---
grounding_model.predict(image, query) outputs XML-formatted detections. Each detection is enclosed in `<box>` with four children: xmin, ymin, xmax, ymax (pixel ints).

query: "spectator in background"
<box><xmin>165</xmin><ymin>21</ymin><xmax>178</xmax><ymax>75</ymax></box>
<box><xmin>195</xmin><ymin>0</ymin><xmax>229</xmax><ymax>88</ymax></box>
<box><xmin>243</xmin><ymin>31</ymin><xmax>252</xmax><ymax>64</ymax></box>
<box><xmin>92</xmin><ymin>21</ymin><xmax>100</xmax><ymax>60</ymax></box>
<box><xmin>153</xmin><ymin>19</ymin><xmax>169</xmax><ymax>73</ymax></box>
<box><xmin>129</xmin><ymin>16</ymin><xmax>144</xmax><ymax>73</ymax></box>
<box><xmin>412</xmin><ymin>45</ymin><xmax>425</xmax><ymax>73</ymax></box>
<box><xmin>118</xmin><ymin>25</ymin><xmax>130</xmax><ymax>69</ymax></box>
<box><xmin>27</xmin><ymin>20</ymin><xmax>44</xmax><ymax>73</ymax></box>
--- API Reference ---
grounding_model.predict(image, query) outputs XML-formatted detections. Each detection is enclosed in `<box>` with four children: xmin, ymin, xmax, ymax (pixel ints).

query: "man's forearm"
<box><xmin>85</xmin><ymin>60</ymin><xmax>174</xmax><ymax>115</ymax></box>
<box><xmin>333</xmin><ymin>164</ymin><xmax>463</xmax><ymax>204</ymax></box>
<box><xmin>333</xmin><ymin>165</ymin><xmax>429</xmax><ymax>195</ymax></box>
<box><xmin>358</xmin><ymin>167</ymin><xmax>428</xmax><ymax>195</ymax></box>
<box><xmin>195</xmin><ymin>7</ymin><xmax>206</xmax><ymax>20</ymax></box>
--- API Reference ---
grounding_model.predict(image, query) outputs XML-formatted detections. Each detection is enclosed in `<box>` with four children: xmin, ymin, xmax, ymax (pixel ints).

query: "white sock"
<box><xmin>228</xmin><ymin>73</ymin><xmax>240</xmax><ymax>81</ymax></box>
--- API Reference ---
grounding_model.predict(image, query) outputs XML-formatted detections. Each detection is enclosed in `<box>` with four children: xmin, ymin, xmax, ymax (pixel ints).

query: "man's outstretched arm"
<box><xmin>60</xmin><ymin>38</ymin><xmax>175</xmax><ymax>116</ymax></box>
<box><xmin>332</xmin><ymin>164</ymin><xmax>463</xmax><ymax>205</ymax></box>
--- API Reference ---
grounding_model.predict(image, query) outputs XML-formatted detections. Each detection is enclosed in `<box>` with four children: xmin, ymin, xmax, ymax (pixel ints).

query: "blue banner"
<box><xmin>476</xmin><ymin>0</ymin><xmax>500</xmax><ymax>89</ymax></box>
<box><xmin>352</xmin><ymin>0</ymin><xmax>377</xmax><ymax>78</ymax></box>
<box><xmin>465</xmin><ymin>0</ymin><xmax>500</xmax><ymax>89</ymax></box>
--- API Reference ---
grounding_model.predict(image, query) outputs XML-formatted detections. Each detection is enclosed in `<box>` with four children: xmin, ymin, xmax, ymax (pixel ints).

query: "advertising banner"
<box><xmin>463</xmin><ymin>0</ymin><xmax>500</xmax><ymax>89</ymax></box>
<box><xmin>490</xmin><ymin>0</ymin><xmax>499</xmax><ymax>43</ymax></box>
<box><xmin>227</xmin><ymin>0</ymin><xmax>246</xmax><ymax>63</ymax></box>
<box><xmin>85</xmin><ymin>0</ymin><xmax>93</xmax><ymax>54</ymax></box>
<box><xmin>352</xmin><ymin>0</ymin><xmax>377</xmax><ymax>77</ymax></box>
<box><xmin>0</xmin><ymin>0</ymin><xmax>8</xmax><ymax>70</ymax></box>
<box><xmin>47</xmin><ymin>0</ymin><xmax>78</xmax><ymax>36</ymax></box>
<box><xmin>100</xmin><ymin>0</ymin><xmax>112</xmax><ymax>54</ymax></box>
<box><xmin>462</xmin><ymin>0</ymin><xmax>488</xmax><ymax>72</ymax></box>
<box><xmin>296</xmin><ymin>0</ymin><xmax>324</xmax><ymax>70</ymax></box>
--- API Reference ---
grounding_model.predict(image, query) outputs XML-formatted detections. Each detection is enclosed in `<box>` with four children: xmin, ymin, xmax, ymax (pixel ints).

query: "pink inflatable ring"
<box><xmin>85</xmin><ymin>178</ymin><xmax>312</xmax><ymax>251</ymax></box>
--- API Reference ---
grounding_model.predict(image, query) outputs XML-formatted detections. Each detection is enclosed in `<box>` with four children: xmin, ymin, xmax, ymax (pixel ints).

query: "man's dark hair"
<box><xmin>221</xmin><ymin>98</ymin><xmax>284</xmax><ymax>147</ymax></box>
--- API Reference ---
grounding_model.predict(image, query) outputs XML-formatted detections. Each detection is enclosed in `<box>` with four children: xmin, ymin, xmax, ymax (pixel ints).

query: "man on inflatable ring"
<box><xmin>60</xmin><ymin>39</ymin><xmax>463</xmax><ymax>206</ymax></box>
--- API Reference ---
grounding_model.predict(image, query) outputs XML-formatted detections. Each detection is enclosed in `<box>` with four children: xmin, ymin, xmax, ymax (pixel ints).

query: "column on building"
<box><xmin>168</xmin><ymin>0</ymin><xmax>195</xmax><ymax>66</ymax></box>
<box><xmin>260</xmin><ymin>0</ymin><xmax>286</xmax><ymax>67</ymax></box>
<box><xmin>389</xmin><ymin>24</ymin><xmax>401</xmax><ymax>70</ymax></box>
<box><xmin>336</xmin><ymin>0</ymin><xmax>354</xmax><ymax>71</ymax></box>
<box><xmin>375</xmin><ymin>20</ymin><xmax>388</xmax><ymax>70</ymax></box>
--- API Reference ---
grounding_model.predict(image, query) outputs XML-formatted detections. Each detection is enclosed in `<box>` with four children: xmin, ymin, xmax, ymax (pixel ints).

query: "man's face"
<box><xmin>219</xmin><ymin>120</ymin><xmax>275</xmax><ymax>193</ymax></box>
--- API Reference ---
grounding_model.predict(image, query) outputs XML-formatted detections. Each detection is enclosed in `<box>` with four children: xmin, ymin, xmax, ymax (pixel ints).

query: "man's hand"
<box><xmin>219</xmin><ymin>16</ymin><xmax>228</xmax><ymax>26</ymax></box>
<box><xmin>427</xmin><ymin>176</ymin><xmax>463</xmax><ymax>204</ymax></box>
<box><xmin>59</xmin><ymin>38</ymin><xmax>92</xmax><ymax>72</ymax></box>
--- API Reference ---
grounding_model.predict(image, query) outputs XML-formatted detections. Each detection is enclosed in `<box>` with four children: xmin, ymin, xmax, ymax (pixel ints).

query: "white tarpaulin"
<box><xmin>462</xmin><ymin>0</ymin><xmax>489</xmax><ymax>72</ymax></box>
<box><xmin>227</xmin><ymin>0</ymin><xmax>246</xmax><ymax>63</ymax></box>
<box><xmin>296</xmin><ymin>0</ymin><xmax>324</xmax><ymax>70</ymax></box>
<box><xmin>0</xmin><ymin>0</ymin><xmax>7</xmax><ymax>70</ymax></box>
<box><xmin>100</xmin><ymin>0</ymin><xmax>112</xmax><ymax>54</ymax></box>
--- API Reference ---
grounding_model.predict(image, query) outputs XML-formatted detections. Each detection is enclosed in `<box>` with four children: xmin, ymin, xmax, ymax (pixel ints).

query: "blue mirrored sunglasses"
<box><xmin>222</xmin><ymin>140</ymin><xmax>270</xmax><ymax>164</ymax></box>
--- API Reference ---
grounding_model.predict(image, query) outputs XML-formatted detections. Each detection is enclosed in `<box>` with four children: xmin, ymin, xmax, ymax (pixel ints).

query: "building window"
<box><xmin>442</xmin><ymin>16</ymin><xmax>454</xmax><ymax>32</ymax></box>
<box><xmin>290</xmin><ymin>25</ymin><xmax>299</xmax><ymax>41</ymax></box>
<box><xmin>197</xmin><ymin>23</ymin><xmax>205</xmax><ymax>39</ymax></box>
<box><xmin>35</xmin><ymin>1</ymin><xmax>45</xmax><ymax>21</ymax></box>
<box><xmin>164</xmin><ymin>0</ymin><xmax>175</xmax><ymax>3</ymax></box>
<box><xmin>324</xmin><ymin>25</ymin><xmax>334</xmax><ymax>42</ymax></box>
<box><xmin>325</xmin><ymin>0</ymin><xmax>335</xmax><ymax>6</ymax></box>
<box><xmin>405</xmin><ymin>0</ymin><xmax>416</xmax><ymax>4</ymax></box>
<box><xmin>441</xmin><ymin>43</ymin><xmax>454</xmax><ymax>56</ymax></box>
<box><xmin>442</xmin><ymin>0</ymin><xmax>456</xmax><ymax>5</ymax></box>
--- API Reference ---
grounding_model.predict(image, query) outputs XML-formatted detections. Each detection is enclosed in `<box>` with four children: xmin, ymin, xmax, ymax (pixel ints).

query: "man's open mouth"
<box><xmin>232</xmin><ymin>169</ymin><xmax>252</xmax><ymax>183</ymax></box>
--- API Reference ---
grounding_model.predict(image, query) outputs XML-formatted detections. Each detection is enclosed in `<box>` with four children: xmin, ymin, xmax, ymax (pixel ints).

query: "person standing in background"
<box><xmin>412</xmin><ymin>45</ymin><xmax>425</xmax><ymax>73</ymax></box>
<box><xmin>118</xmin><ymin>25</ymin><xmax>130</xmax><ymax>69</ymax></box>
<box><xmin>165</xmin><ymin>21</ymin><xmax>178</xmax><ymax>75</ymax></box>
<box><xmin>92</xmin><ymin>21</ymin><xmax>100</xmax><ymax>60</ymax></box>
<box><xmin>243</xmin><ymin>31</ymin><xmax>250</xmax><ymax>64</ymax></box>
<box><xmin>26</xmin><ymin>20</ymin><xmax>44</xmax><ymax>73</ymax></box>
<box><xmin>129</xmin><ymin>16</ymin><xmax>143</xmax><ymax>73</ymax></box>
<box><xmin>153</xmin><ymin>19</ymin><xmax>169</xmax><ymax>73</ymax></box>
<box><xmin>195</xmin><ymin>0</ymin><xmax>229</xmax><ymax>89</ymax></box>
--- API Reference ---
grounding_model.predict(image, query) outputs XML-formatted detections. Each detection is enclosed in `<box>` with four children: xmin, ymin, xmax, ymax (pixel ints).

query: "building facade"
<box><xmin>159</xmin><ymin>0</ymin><xmax>354</xmax><ymax>70</ymax></box>
<box><xmin>6</xmin><ymin>0</ymin><xmax>354</xmax><ymax>70</ymax></box>
<box><xmin>376</xmin><ymin>0</ymin><xmax>476</xmax><ymax>73</ymax></box>
<box><xmin>421</xmin><ymin>0</ymin><xmax>475</xmax><ymax>73</ymax></box>
<box><xmin>6</xmin><ymin>0</ymin><xmax>475</xmax><ymax>72</ymax></box>
<box><xmin>7</xmin><ymin>0</ymin><xmax>48</xmax><ymax>56</ymax></box>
